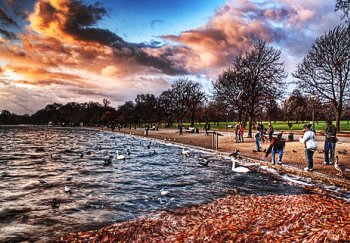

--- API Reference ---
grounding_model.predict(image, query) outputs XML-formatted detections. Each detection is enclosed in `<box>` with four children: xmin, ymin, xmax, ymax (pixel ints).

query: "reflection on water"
<box><xmin>0</xmin><ymin>126</ymin><xmax>309</xmax><ymax>242</ymax></box>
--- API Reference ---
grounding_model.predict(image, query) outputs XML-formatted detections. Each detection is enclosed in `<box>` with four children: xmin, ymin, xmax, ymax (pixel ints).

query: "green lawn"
<box><xmin>183</xmin><ymin>120</ymin><xmax>350</xmax><ymax>132</ymax></box>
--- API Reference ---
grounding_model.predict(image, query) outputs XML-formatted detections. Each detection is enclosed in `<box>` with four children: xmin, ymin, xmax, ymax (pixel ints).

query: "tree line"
<box><xmin>1</xmin><ymin>2</ymin><xmax>349</xmax><ymax>134</ymax></box>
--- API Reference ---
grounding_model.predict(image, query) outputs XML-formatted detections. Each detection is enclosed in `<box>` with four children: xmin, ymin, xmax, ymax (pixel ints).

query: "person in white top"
<box><xmin>299</xmin><ymin>124</ymin><xmax>317</xmax><ymax>171</ymax></box>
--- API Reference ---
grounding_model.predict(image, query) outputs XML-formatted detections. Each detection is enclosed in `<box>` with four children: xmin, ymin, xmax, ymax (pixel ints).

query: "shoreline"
<box><xmin>59</xmin><ymin>127</ymin><xmax>350</xmax><ymax>242</ymax></box>
<box><xmin>111</xmin><ymin>127</ymin><xmax>350</xmax><ymax>188</ymax></box>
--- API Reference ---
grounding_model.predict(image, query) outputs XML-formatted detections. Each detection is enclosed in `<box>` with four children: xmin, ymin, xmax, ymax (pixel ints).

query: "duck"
<box><xmin>338</xmin><ymin>149</ymin><xmax>348</xmax><ymax>155</ymax></box>
<box><xmin>79</xmin><ymin>152</ymin><xmax>84</xmax><ymax>158</ymax></box>
<box><xmin>229</xmin><ymin>149</ymin><xmax>240</xmax><ymax>158</ymax></box>
<box><xmin>103</xmin><ymin>156</ymin><xmax>113</xmax><ymax>165</ymax></box>
<box><xmin>51</xmin><ymin>198</ymin><xmax>60</xmax><ymax>209</ymax></box>
<box><xmin>334</xmin><ymin>156</ymin><xmax>350</xmax><ymax>176</ymax></box>
<box><xmin>116</xmin><ymin>151</ymin><xmax>126</xmax><ymax>160</ymax></box>
<box><xmin>38</xmin><ymin>179</ymin><xmax>49</xmax><ymax>184</ymax></box>
<box><xmin>231</xmin><ymin>158</ymin><xmax>250</xmax><ymax>173</ymax></box>
<box><xmin>198</xmin><ymin>154</ymin><xmax>209</xmax><ymax>166</ymax></box>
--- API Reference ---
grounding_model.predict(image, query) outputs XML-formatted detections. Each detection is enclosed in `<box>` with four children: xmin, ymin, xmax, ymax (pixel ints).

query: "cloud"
<box><xmin>0</xmin><ymin>0</ymin><xmax>343</xmax><ymax>114</ymax></box>
<box><xmin>144</xmin><ymin>0</ymin><xmax>341</xmax><ymax>78</ymax></box>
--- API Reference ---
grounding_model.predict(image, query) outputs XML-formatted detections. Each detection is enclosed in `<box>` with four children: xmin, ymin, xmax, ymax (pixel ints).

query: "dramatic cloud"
<box><xmin>0</xmin><ymin>0</ymin><xmax>343</xmax><ymax>114</ymax></box>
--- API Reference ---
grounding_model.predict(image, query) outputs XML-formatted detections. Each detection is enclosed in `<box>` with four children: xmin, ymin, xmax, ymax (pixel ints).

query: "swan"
<box><xmin>116</xmin><ymin>151</ymin><xmax>126</xmax><ymax>160</ymax></box>
<box><xmin>231</xmin><ymin>158</ymin><xmax>250</xmax><ymax>173</ymax></box>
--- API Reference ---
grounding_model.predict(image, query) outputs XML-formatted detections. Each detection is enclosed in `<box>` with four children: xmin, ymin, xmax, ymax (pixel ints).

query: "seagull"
<box><xmin>116</xmin><ymin>151</ymin><xmax>126</xmax><ymax>160</ymax></box>
<box><xmin>334</xmin><ymin>156</ymin><xmax>350</xmax><ymax>176</ymax></box>
<box><xmin>181</xmin><ymin>148</ymin><xmax>191</xmax><ymax>156</ymax></box>
<box><xmin>160</xmin><ymin>189</ymin><xmax>170</xmax><ymax>196</ymax></box>
<box><xmin>64</xmin><ymin>186</ymin><xmax>71</xmax><ymax>193</ymax></box>
<box><xmin>231</xmin><ymin>158</ymin><xmax>250</xmax><ymax>173</ymax></box>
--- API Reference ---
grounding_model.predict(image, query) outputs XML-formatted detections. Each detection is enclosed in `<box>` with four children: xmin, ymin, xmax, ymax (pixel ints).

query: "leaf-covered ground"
<box><xmin>60</xmin><ymin>192</ymin><xmax>350</xmax><ymax>242</ymax></box>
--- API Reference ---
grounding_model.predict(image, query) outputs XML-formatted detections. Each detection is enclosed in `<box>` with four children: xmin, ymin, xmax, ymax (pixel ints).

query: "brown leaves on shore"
<box><xmin>60</xmin><ymin>193</ymin><xmax>350</xmax><ymax>242</ymax></box>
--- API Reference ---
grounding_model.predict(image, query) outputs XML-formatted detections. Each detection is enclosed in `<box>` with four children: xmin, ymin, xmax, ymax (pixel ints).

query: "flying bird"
<box><xmin>334</xmin><ymin>156</ymin><xmax>350</xmax><ymax>176</ymax></box>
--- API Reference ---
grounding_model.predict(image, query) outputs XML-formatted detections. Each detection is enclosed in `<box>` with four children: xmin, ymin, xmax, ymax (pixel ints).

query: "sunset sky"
<box><xmin>0</xmin><ymin>0</ymin><xmax>343</xmax><ymax>114</ymax></box>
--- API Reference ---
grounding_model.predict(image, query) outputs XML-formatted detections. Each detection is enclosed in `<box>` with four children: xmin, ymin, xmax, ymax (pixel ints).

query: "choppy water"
<box><xmin>0</xmin><ymin>126</ymin><xmax>310</xmax><ymax>242</ymax></box>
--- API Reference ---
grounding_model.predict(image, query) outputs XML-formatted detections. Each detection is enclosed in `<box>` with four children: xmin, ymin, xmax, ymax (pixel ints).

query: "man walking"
<box><xmin>323</xmin><ymin>120</ymin><xmax>337</xmax><ymax>165</ymax></box>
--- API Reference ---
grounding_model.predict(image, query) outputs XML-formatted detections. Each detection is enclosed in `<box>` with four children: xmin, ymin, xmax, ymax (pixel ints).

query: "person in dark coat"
<box><xmin>265</xmin><ymin>131</ymin><xmax>285</xmax><ymax>165</ymax></box>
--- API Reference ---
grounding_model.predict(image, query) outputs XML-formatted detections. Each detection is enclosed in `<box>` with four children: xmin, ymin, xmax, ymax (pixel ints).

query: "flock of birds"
<box><xmin>39</xmin><ymin>133</ymin><xmax>350</xmax><ymax>209</ymax></box>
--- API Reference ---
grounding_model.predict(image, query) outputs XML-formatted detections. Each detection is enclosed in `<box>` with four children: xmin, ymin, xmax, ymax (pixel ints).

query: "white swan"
<box><xmin>116</xmin><ymin>151</ymin><xmax>126</xmax><ymax>160</ymax></box>
<box><xmin>231</xmin><ymin>158</ymin><xmax>250</xmax><ymax>173</ymax></box>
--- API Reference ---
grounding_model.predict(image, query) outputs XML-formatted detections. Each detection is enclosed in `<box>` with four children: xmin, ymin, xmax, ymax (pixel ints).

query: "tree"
<box><xmin>218</xmin><ymin>39</ymin><xmax>287</xmax><ymax>137</ymax></box>
<box><xmin>134</xmin><ymin>94</ymin><xmax>158</xmax><ymax>125</ymax></box>
<box><xmin>293</xmin><ymin>25</ymin><xmax>350</xmax><ymax>131</ymax></box>
<box><xmin>170</xmin><ymin>79</ymin><xmax>206</xmax><ymax>126</ymax></box>
<box><xmin>336</xmin><ymin>0</ymin><xmax>350</xmax><ymax>22</ymax></box>
<box><xmin>212</xmin><ymin>67</ymin><xmax>245</xmax><ymax>122</ymax></box>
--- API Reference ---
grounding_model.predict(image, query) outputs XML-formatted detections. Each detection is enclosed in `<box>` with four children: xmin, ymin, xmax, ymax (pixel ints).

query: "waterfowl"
<box><xmin>181</xmin><ymin>148</ymin><xmax>191</xmax><ymax>156</ymax></box>
<box><xmin>79</xmin><ymin>152</ymin><xmax>84</xmax><ymax>158</ymax></box>
<box><xmin>116</xmin><ymin>151</ymin><xmax>126</xmax><ymax>160</ymax></box>
<box><xmin>126</xmin><ymin>149</ymin><xmax>131</xmax><ymax>155</ymax></box>
<box><xmin>51</xmin><ymin>198</ymin><xmax>60</xmax><ymax>209</ymax></box>
<box><xmin>338</xmin><ymin>149</ymin><xmax>348</xmax><ymax>155</ymax></box>
<box><xmin>64</xmin><ymin>186</ymin><xmax>71</xmax><ymax>192</ymax></box>
<box><xmin>334</xmin><ymin>156</ymin><xmax>350</xmax><ymax>176</ymax></box>
<box><xmin>198</xmin><ymin>155</ymin><xmax>209</xmax><ymax>166</ymax></box>
<box><xmin>103</xmin><ymin>156</ymin><xmax>113</xmax><ymax>165</ymax></box>
<box><xmin>39</xmin><ymin>179</ymin><xmax>49</xmax><ymax>184</ymax></box>
<box><xmin>229</xmin><ymin>149</ymin><xmax>240</xmax><ymax>158</ymax></box>
<box><xmin>160</xmin><ymin>189</ymin><xmax>170</xmax><ymax>196</ymax></box>
<box><xmin>231</xmin><ymin>158</ymin><xmax>250</xmax><ymax>173</ymax></box>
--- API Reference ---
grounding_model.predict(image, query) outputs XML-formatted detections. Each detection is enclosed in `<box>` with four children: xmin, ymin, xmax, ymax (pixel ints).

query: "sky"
<box><xmin>0</xmin><ymin>0</ymin><xmax>343</xmax><ymax>114</ymax></box>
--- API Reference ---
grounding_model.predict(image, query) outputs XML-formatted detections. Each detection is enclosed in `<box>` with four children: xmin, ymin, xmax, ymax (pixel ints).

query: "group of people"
<box><xmin>263</xmin><ymin>120</ymin><xmax>337</xmax><ymax>172</ymax></box>
<box><xmin>299</xmin><ymin>121</ymin><xmax>337</xmax><ymax>171</ymax></box>
<box><xmin>234</xmin><ymin>122</ymin><xmax>245</xmax><ymax>143</ymax></box>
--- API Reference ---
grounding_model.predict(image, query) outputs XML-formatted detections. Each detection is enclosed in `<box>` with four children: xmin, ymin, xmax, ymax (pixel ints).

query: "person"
<box><xmin>204</xmin><ymin>122</ymin><xmax>210</xmax><ymax>136</ymax></box>
<box><xmin>323</xmin><ymin>120</ymin><xmax>337</xmax><ymax>165</ymax></box>
<box><xmin>238</xmin><ymin>122</ymin><xmax>244</xmax><ymax>143</ymax></box>
<box><xmin>265</xmin><ymin>131</ymin><xmax>285</xmax><ymax>164</ymax></box>
<box><xmin>178</xmin><ymin>122</ymin><xmax>183</xmax><ymax>135</ymax></box>
<box><xmin>255</xmin><ymin>131</ymin><xmax>262</xmax><ymax>152</ymax></box>
<box><xmin>299</xmin><ymin>124</ymin><xmax>317</xmax><ymax>171</ymax></box>
<box><xmin>268</xmin><ymin>123</ymin><xmax>274</xmax><ymax>142</ymax></box>
<box><xmin>144</xmin><ymin>124</ymin><xmax>149</xmax><ymax>136</ymax></box>
<box><xmin>234</xmin><ymin>122</ymin><xmax>240</xmax><ymax>142</ymax></box>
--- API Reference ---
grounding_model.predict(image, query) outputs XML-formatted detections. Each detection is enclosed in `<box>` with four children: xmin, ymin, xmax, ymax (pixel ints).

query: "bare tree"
<box><xmin>212</xmin><ymin>67</ymin><xmax>245</xmax><ymax>122</ymax></box>
<box><xmin>293</xmin><ymin>25</ymin><xmax>350</xmax><ymax>131</ymax></box>
<box><xmin>221</xmin><ymin>39</ymin><xmax>287</xmax><ymax>137</ymax></box>
<box><xmin>170</xmin><ymin>79</ymin><xmax>206</xmax><ymax>126</ymax></box>
<box><xmin>336</xmin><ymin>0</ymin><xmax>350</xmax><ymax>22</ymax></box>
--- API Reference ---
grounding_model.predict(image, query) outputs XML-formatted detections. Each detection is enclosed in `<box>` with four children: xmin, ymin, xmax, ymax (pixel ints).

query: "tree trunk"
<box><xmin>190</xmin><ymin>106</ymin><xmax>195</xmax><ymax>127</ymax></box>
<box><xmin>336</xmin><ymin>108</ymin><xmax>342</xmax><ymax>132</ymax></box>
<box><xmin>248</xmin><ymin>110</ymin><xmax>254</xmax><ymax>138</ymax></box>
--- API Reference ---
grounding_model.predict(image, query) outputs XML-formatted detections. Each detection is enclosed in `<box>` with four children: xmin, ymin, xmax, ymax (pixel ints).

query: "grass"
<box><xmin>181</xmin><ymin>120</ymin><xmax>350</xmax><ymax>132</ymax></box>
